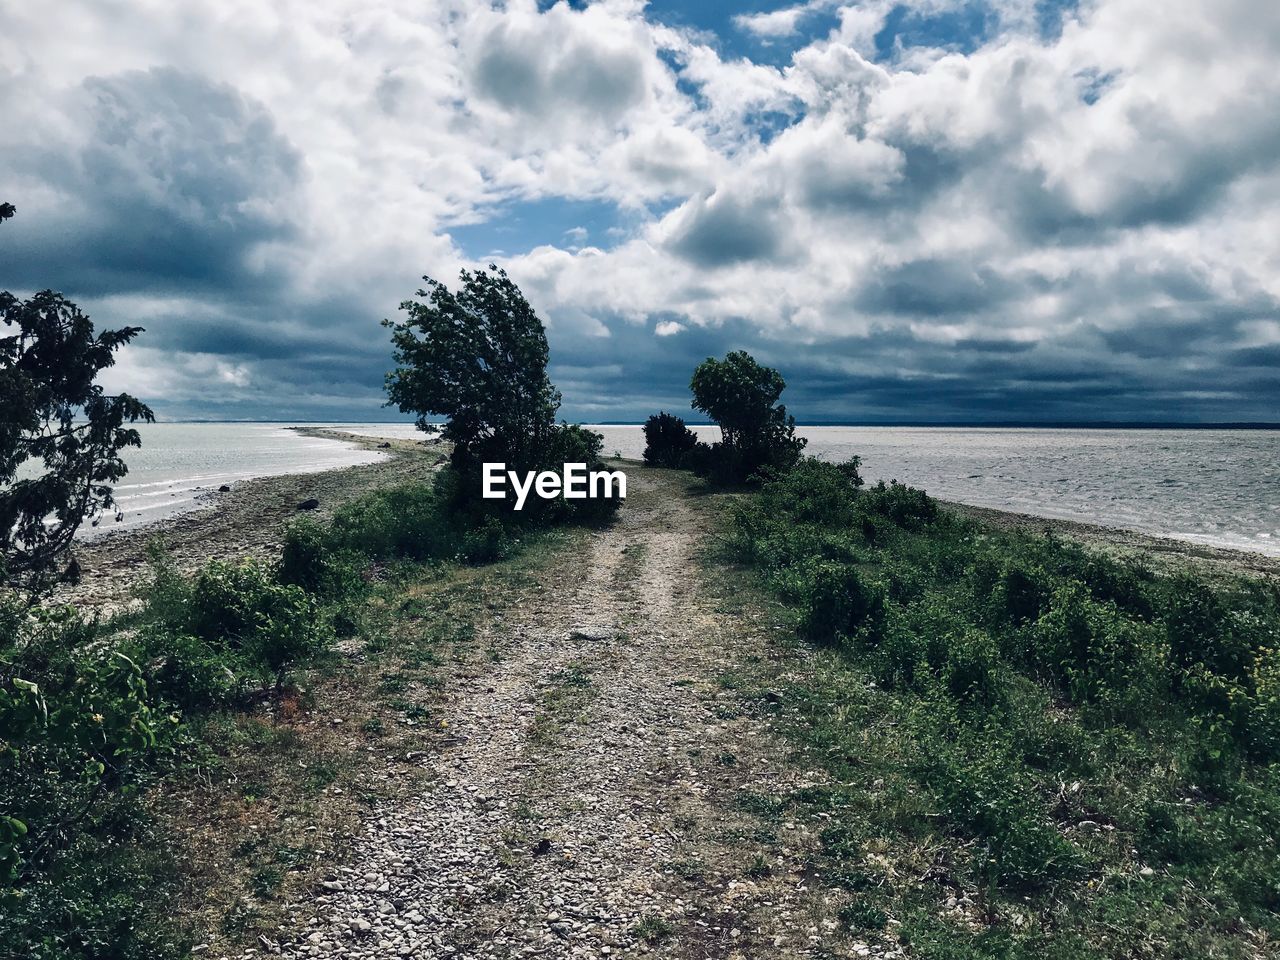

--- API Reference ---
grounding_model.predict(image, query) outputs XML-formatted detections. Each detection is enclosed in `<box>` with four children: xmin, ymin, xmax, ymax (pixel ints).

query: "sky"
<box><xmin>1</xmin><ymin>0</ymin><xmax>1278</xmax><ymax>424</ymax></box>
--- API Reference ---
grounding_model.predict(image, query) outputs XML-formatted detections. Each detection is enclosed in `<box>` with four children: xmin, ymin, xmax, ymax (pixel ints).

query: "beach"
<box><xmin>57</xmin><ymin>428</ymin><xmax>446</xmax><ymax>610</ymax></box>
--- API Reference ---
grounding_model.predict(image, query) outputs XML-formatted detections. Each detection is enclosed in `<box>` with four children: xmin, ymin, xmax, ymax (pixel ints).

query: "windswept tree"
<box><xmin>384</xmin><ymin>266</ymin><xmax>561</xmax><ymax>470</ymax></box>
<box><xmin>0</xmin><ymin>204</ymin><xmax>154</xmax><ymax>590</ymax></box>
<box><xmin>689</xmin><ymin>350</ymin><xmax>806</xmax><ymax>481</ymax></box>
<box><xmin>385</xmin><ymin>266</ymin><xmax>618</xmax><ymax>522</ymax></box>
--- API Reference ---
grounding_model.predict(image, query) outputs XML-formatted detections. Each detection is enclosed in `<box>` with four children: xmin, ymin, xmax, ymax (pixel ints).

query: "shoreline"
<box><xmin>942</xmin><ymin>499</ymin><xmax>1280</xmax><ymax>580</ymax></box>
<box><xmin>57</xmin><ymin>428</ymin><xmax>446</xmax><ymax>611</ymax></box>
<box><xmin>58</xmin><ymin>432</ymin><xmax>1277</xmax><ymax>611</ymax></box>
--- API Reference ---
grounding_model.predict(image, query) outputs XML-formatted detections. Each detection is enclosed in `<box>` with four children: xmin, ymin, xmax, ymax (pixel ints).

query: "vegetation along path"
<box><xmin>272</xmin><ymin>468</ymin><xmax>846</xmax><ymax>960</ymax></box>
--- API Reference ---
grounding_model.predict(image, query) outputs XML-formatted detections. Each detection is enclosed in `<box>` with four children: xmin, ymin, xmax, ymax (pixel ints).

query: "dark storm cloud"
<box><xmin>5</xmin><ymin>68</ymin><xmax>303</xmax><ymax>299</ymax></box>
<box><xmin>856</xmin><ymin>258</ymin><xmax>1017</xmax><ymax>316</ymax></box>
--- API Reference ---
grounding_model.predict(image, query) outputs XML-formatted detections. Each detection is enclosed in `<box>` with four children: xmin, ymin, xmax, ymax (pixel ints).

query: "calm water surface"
<box><xmin>84</xmin><ymin>423</ymin><xmax>1280</xmax><ymax>556</ymax></box>
<box><xmin>88</xmin><ymin>423</ymin><xmax>384</xmax><ymax>535</ymax></box>
<box><xmin>587</xmin><ymin>425</ymin><xmax>1280</xmax><ymax>557</ymax></box>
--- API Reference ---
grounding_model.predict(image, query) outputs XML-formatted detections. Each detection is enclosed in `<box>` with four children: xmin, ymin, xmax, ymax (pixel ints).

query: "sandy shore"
<box><xmin>55</xmin><ymin>430</ymin><xmax>1277</xmax><ymax>612</ymax></box>
<box><xmin>57</xmin><ymin>428</ymin><xmax>447</xmax><ymax>611</ymax></box>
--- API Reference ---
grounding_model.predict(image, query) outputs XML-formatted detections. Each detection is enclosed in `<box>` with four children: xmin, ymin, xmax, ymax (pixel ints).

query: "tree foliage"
<box><xmin>689</xmin><ymin>350</ymin><xmax>806</xmax><ymax>482</ymax></box>
<box><xmin>384</xmin><ymin>266</ymin><xmax>561</xmax><ymax>470</ymax></box>
<box><xmin>1</xmin><ymin>205</ymin><xmax>154</xmax><ymax>590</ymax></box>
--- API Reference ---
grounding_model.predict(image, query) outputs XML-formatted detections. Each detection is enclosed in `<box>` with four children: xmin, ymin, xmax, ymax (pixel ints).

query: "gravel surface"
<box><xmin>262</xmin><ymin>470</ymin><xmax>853</xmax><ymax>960</ymax></box>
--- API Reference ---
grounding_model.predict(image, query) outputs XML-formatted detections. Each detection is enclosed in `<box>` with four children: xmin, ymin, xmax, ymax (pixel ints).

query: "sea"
<box><xmin>75</xmin><ymin>422</ymin><xmax>1280</xmax><ymax>556</ymax></box>
<box><xmin>80</xmin><ymin>423</ymin><xmax>386</xmax><ymax>535</ymax></box>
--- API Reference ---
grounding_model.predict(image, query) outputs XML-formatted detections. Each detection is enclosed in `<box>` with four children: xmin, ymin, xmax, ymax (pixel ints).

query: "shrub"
<box><xmin>140</xmin><ymin>631</ymin><xmax>236</xmax><ymax>712</ymax></box>
<box><xmin>857</xmin><ymin>480</ymin><xmax>937</xmax><ymax>529</ymax></box>
<box><xmin>539</xmin><ymin>423</ymin><xmax>622</xmax><ymax>524</ymax></box>
<box><xmin>279</xmin><ymin>519</ymin><xmax>364</xmax><ymax>599</ymax></box>
<box><xmin>944</xmin><ymin>628</ymin><xmax>1004</xmax><ymax>707</ymax></box>
<box><xmin>330</xmin><ymin>481</ymin><xmax>450</xmax><ymax>561</ymax></box>
<box><xmin>642</xmin><ymin>412</ymin><xmax>699</xmax><ymax>468</ymax></box>
<box><xmin>1161</xmin><ymin>576</ymin><xmax>1252</xmax><ymax>679</ymax></box>
<box><xmin>930</xmin><ymin>743</ymin><xmax>1086</xmax><ymax>891</ymax></box>
<box><xmin>137</xmin><ymin>560</ymin><xmax>329</xmax><ymax>694</ymax></box>
<box><xmin>1030</xmin><ymin>584</ymin><xmax>1164</xmax><ymax>711</ymax></box>
<box><xmin>798</xmin><ymin>562</ymin><xmax>886</xmax><ymax>647</ymax></box>
<box><xmin>1247</xmin><ymin>646</ymin><xmax>1280</xmax><ymax>759</ymax></box>
<box><xmin>1</xmin><ymin>609</ymin><xmax>168</xmax><ymax>885</ymax></box>
<box><xmin>186</xmin><ymin>561</ymin><xmax>328</xmax><ymax>688</ymax></box>
<box><xmin>995</xmin><ymin>561</ymin><xmax>1050</xmax><ymax>625</ymax></box>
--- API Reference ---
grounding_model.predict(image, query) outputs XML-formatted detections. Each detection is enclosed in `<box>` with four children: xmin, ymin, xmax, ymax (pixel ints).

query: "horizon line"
<box><xmin>146</xmin><ymin>418</ymin><xmax>1280</xmax><ymax>430</ymax></box>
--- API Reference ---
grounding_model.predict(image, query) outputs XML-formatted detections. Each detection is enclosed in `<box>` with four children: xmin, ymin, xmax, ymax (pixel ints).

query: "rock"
<box><xmin>378</xmin><ymin>442</ymin><xmax>392</xmax><ymax>448</ymax></box>
<box><xmin>219</xmin><ymin>484</ymin><xmax>232</xmax><ymax>492</ymax></box>
<box><xmin>296</xmin><ymin>498</ymin><xmax>321</xmax><ymax>511</ymax></box>
<box><xmin>569</xmin><ymin>626</ymin><xmax>617</xmax><ymax>642</ymax></box>
<box><xmin>532</xmin><ymin>838</ymin><xmax>552</xmax><ymax>856</ymax></box>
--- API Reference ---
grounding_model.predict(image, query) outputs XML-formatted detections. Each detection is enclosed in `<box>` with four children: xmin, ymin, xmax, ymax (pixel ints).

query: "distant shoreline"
<box><xmin>140</xmin><ymin>419</ymin><xmax>1280</xmax><ymax>430</ymax></box>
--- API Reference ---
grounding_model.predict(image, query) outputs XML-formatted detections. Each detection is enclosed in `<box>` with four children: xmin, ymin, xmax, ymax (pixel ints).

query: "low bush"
<box><xmin>857</xmin><ymin>480</ymin><xmax>937</xmax><ymax>529</ymax></box>
<box><xmin>136</xmin><ymin>557</ymin><xmax>329</xmax><ymax>698</ymax></box>
<box><xmin>1</xmin><ymin>602</ymin><xmax>181</xmax><ymax>958</ymax></box>
<box><xmin>798</xmin><ymin>561</ymin><xmax>886</xmax><ymax>647</ymax></box>
<box><xmin>331</xmin><ymin>481</ymin><xmax>451</xmax><ymax>561</ymax></box>
<box><xmin>642</xmin><ymin>412</ymin><xmax>699</xmax><ymax>468</ymax></box>
<box><xmin>279</xmin><ymin>519</ymin><xmax>364</xmax><ymax>599</ymax></box>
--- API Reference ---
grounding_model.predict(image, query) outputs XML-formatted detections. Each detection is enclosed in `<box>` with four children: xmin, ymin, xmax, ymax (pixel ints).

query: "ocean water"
<box><xmin>60</xmin><ymin>422</ymin><xmax>1280</xmax><ymax>556</ymax></box>
<box><xmin>333</xmin><ymin>423</ymin><xmax>1280</xmax><ymax>555</ymax></box>
<box><xmin>82</xmin><ymin>423</ymin><xmax>385</xmax><ymax>535</ymax></box>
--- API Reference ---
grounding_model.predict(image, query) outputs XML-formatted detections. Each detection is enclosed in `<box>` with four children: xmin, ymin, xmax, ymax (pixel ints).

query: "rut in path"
<box><xmin>277</xmin><ymin>471</ymin><xmax>841</xmax><ymax>960</ymax></box>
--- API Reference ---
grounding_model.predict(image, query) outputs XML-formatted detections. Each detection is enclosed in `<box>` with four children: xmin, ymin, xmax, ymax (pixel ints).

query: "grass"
<box><xmin>707</xmin><ymin>458</ymin><xmax>1280</xmax><ymax>960</ymax></box>
<box><xmin>634</xmin><ymin>913</ymin><xmax>675</xmax><ymax>944</ymax></box>
<box><xmin>0</xmin><ymin>464</ymin><xmax>596</xmax><ymax>957</ymax></box>
<box><xmin>529</xmin><ymin>660</ymin><xmax>597</xmax><ymax>744</ymax></box>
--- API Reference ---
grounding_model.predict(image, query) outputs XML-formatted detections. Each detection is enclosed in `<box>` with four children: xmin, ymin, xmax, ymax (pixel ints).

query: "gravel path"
<box><xmin>271</xmin><ymin>470</ymin><xmax>844</xmax><ymax>960</ymax></box>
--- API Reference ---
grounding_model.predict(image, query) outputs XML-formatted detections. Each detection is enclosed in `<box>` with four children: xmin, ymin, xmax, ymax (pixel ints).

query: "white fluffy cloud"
<box><xmin>1</xmin><ymin>0</ymin><xmax>1278</xmax><ymax>420</ymax></box>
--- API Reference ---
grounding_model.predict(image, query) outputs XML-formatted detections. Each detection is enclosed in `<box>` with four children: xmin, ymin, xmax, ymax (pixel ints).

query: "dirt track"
<box><xmin>272</xmin><ymin>469</ymin><xmax>846</xmax><ymax>960</ymax></box>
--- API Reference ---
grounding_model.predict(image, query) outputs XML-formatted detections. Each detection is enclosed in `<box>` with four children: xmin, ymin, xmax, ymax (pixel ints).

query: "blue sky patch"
<box><xmin>874</xmin><ymin>2</ymin><xmax>995</xmax><ymax>59</ymax></box>
<box><xmin>447</xmin><ymin>196</ymin><xmax>642</xmax><ymax>260</ymax></box>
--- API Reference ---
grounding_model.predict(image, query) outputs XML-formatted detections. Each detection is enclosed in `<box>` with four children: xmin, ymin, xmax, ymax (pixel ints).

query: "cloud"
<box><xmin>4</xmin><ymin>67</ymin><xmax>303</xmax><ymax>296</ymax></box>
<box><xmin>1</xmin><ymin>0</ymin><xmax>1278</xmax><ymax>423</ymax></box>
<box><xmin>735</xmin><ymin>4</ymin><xmax>817</xmax><ymax>39</ymax></box>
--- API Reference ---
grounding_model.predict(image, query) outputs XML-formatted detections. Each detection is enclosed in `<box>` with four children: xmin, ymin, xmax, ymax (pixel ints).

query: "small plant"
<box><xmin>745</xmin><ymin>853</ymin><xmax>772</xmax><ymax>879</ymax></box>
<box><xmin>633</xmin><ymin>913</ymin><xmax>674</xmax><ymax>944</ymax></box>
<box><xmin>798</xmin><ymin>562</ymin><xmax>886</xmax><ymax>647</ymax></box>
<box><xmin>839</xmin><ymin>899</ymin><xmax>888</xmax><ymax>931</ymax></box>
